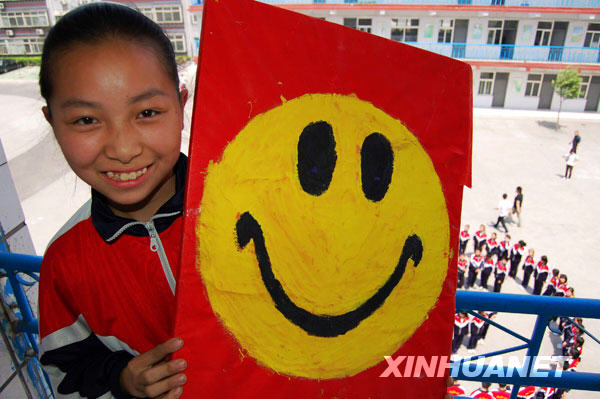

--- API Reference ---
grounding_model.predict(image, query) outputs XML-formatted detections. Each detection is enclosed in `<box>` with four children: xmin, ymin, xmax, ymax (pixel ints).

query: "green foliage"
<box><xmin>552</xmin><ymin>67</ymin><xmax>581</xmax><ymax>100</ymax></box>
<box><xmin>0</xmin><ymin>56</ymin><xmax>41</xmax><ymax>66</ymax></box>
<box><xmin>176</xmin><ymin>55</ymin><xmax>190</xmax><ymax>65</ymax></box>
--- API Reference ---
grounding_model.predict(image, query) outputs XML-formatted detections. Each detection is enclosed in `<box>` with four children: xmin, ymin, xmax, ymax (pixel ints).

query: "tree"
<box><xmin>552</xmin><ymin>67</ymin><xmax>582</xmax><ymax>128</ymax></box>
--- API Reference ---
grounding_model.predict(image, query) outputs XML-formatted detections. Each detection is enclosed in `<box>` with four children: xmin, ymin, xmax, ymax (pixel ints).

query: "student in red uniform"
<box><xmin>493</xmin><ymin>256</ymin><xmax>508</xmax><ymax>293</ymax></box>
<box><xmin>480</xmin><ymin>311</ymin><xmax>497</xmax><ymax>342</ymax></box>
<box><xmin>452</xmin><ymin>312</ymin><xmax>470</xmax><ymax>353</ymax></box>
<box><xmin>516</xmin><ymin>386</ymin><xmax>536</xmax><ymax>399</ymax></box>
<box><xmin>533</xmin><ymin>255</ymin><xmax>549</xmax><ymax>295</ymax></box>
<box><xmin>509</xmin><ymin>240</ymin><xmax>526</xmax><ymax>278</ymax></box>
<box><xmin>498</xmin><ymin>234</ymin><xmax>511</xmax><ymax>261</ymax></box>
<box><xmin>37</xmin><ymin>4</ymin><xmax>189</xmax><ymax>398</ymax></box>
<box><xmin>543</xmin><ymin>269</ymin><xmax>560</xmax><ymax>296</ymax></box>
<box><xmin>447</xmin><ymin>379</ymin><xmax>466</xmax><ymax>397</ymax></box>
<box><xmin>470</xmin><ymin>382</ymin><xmax>493</xmax><ymax>398</ymax></box>
<box><xmin>467</xmin><ymin>312</ymin><xmax>485</xmax><ymax>352</ymax></box>
<box><xmin>521</xmin><ymin>249</ymin><xmax>535</xmax><ymax>289</ymax></box>
<box><xmin>563</xmin><ymin>348</ymin><xmax>581</xmax><ymax>371</ymax></box>
<box><xmin>460</xmin><ymin>224</ymin><xmax>471</xmax><ymax>255</ymax></box>
<box><xmin>480</xmin><ymin>252</ymin><xmax>495</xmax><ymax>290</ymax></box>
<box><xmin>467</xmin><ymin>248</ymin><xmax>484</xmax><ymax>289</ymax></box>
<box><xmin>473</xmin><ymin>224</ymin><xmax>487</xmax><ymax>252</ymax></box>
<box><xmin>457</xmin><ymin>253</ymin><xmax>468</xmax><ymax>289</ymax></box>
<box><xmin>486</xmin><ymin>232</ymin><xmax>499</xmax><ymax>257</ymax></box>
<box><xmin>554</xmin><ymin>274</ymin><xmax>569</xmax><ymax>297</ymax></box>
<box><xmin>491</xmin><ymin>384</ymin><xmax>511</xmax><ymax>399</ymax></box>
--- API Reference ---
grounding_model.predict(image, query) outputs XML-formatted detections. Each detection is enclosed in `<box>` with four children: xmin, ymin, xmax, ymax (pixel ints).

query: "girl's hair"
<box><xmin>40</xmin><ymin>2</ymin><xmax>179</xmax><ymax>102</ymax></box>
<box><xmin>552</xmin><ymin>268</ymin><xmax>559</xmax><ymax>276</ymax></box>
<box><xmin>541</xmin><ymin>255</ymin><xmax>548</xmax><ymax>263</ymax></box>
<box><xmin>560</xmin><ymin>273</ymin><xmax>568</xmax><ymax>282</ymax></box>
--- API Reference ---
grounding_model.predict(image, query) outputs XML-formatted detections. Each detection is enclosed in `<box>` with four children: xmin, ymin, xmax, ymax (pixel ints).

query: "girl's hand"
<box><xmin>120</xmin><ymin>337</ymin><xmax>187</xmax><ymax>398</ymax></box>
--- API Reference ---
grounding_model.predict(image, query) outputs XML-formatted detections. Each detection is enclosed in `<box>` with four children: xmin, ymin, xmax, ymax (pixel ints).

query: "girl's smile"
<box><xmin>44</xmin><ymin>39</ymin><xmax>187</xmax><ymax>221</ymax></box>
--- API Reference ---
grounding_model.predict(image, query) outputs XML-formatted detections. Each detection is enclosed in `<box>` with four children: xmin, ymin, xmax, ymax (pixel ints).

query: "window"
<box><xmin>23</xmin><ymin>37</ymin><xmax>43</xmax><ymax>54</ymax></box>
<box><xmin>478</xmin><ymin>72</ymin><xmax>494</xmax><ymax>95</ymax></box>
<box><xmin>0</xmin><ymin>10</ymin><xmax>49</xmax><ymax>28</ymax></box>
<box><xmin>579</xmin><ymin>75</ymin><xmax>590</xmax><ymax>98</ymax></box>
<box><xmin>156</xmin><ymin>6</ymin><xmax>182</xmax><ymax>23</ymax></box>
<box><xmin>438</xmin><ymin>19</ymin><xmax>453</xmax><ymax>43</ymax></box>
<box><xmin>584</xmin><ymin>23</ymin><xmax>600</xmax><ymax>48</ymax></box>
<box><xmin>0</xmin><ymin>39</ymin><xmax>7</xmax><ymax>55</ymax></box>
<box><xmin>391</xmin><ymin>18</ymin><xmax>419</xmax><ymax>42</ymax></box>
<box><xmin>534</xmin><ymin>21</ymin><xmax>552</xmax><ymax>46</ymax></box>
<box><xmin>167</xmin><ymin>33</ymin><xmax>186</xmax><ymax>53</ymax></box>
<box><xmin>525</xmin><ymin>74</ymin><xmax>542</xmax><ymax>96</ymax></box>
<box><xmin>344</xmin><ymin>18</ymin><xmax>372</xmax><ymax>33</ymax></box>
<box><xmin>487</xmin><ymin>20</ymin><xmax>503</xmax><ymax>44</ymax></box>
<box><xmin>138</xmin><ymin>6</ymin><xmax>182</xmax><ymax>24</ymax></box>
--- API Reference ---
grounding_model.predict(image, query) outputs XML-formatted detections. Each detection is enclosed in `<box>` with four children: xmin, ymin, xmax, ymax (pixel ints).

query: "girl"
<box><xmin>38</xmin><ymin>3</ymin><xmax>188</xmax><ymax>398</ymax></box>
<box><xmin>521</xmin><ymin>248</ymin><xmax>535</xmax><ymax>289</ymax></box>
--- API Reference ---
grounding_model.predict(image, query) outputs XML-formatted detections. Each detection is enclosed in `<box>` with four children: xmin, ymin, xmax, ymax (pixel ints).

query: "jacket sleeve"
<box><xmin>39</xmin><ymin>250</ymin><xmax>134</xmax><ymax>399</ymax></box>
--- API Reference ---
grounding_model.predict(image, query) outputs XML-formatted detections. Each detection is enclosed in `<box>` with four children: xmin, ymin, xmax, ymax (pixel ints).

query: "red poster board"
<box><xmin>175</xmin><ymin>0</ymin><xmax>472</xmax><ymax>397</ymax></box>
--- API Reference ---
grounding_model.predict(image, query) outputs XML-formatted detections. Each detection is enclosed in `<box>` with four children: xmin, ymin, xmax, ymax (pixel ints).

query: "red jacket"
<box><xmin>39</xmin><ymin>154</ymin><xmax>186</xmax><ymax>399</ymax></box>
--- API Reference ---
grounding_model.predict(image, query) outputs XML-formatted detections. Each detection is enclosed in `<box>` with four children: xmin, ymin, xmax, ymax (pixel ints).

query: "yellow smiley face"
<box><xmin>197</xmin><ymin>93</ymin><xmax>449</xmax><ymax>379</ymax></box>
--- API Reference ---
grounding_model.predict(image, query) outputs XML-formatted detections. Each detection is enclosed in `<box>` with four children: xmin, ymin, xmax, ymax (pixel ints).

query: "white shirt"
<box><xmin>565</xmin><ymin>153</ymin><xmax>578</xmax><ymax>166</ymax></box>
<box><xmin>498</xmin><ymin>198</ymin><xmax>511</xmax><ymax>217</ymax></box>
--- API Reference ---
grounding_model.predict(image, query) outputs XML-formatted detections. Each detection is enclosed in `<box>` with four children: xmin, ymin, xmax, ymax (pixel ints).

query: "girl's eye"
<box><xmin>74</xmin><ymin>116</ymin><xmax>98</xmax><ymax>125</ymax></box>
<box><xmin>138</xmin><ymin>109</ymin><xmax>159</xmax><ymax>118</ymax></box>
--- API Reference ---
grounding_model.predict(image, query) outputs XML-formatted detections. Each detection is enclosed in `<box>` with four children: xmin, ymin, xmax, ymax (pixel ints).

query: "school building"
<box><xmin>1</xmin><ymin>0</ymin><xmax>600</xmax><ymax>112</ymax></box>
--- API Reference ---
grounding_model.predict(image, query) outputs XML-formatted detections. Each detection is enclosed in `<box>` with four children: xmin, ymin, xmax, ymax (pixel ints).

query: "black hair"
<box><xmin>516</xmin><ymin>186</ymin><xmax>522</xmax><ymax>193</ymax></box>
<box><xmin>541</xmin><ymin>255</ymin><xmax>548</xmax><ymax>264</ymax></box>
<box><xmin>482</xmin><ymin>382</ymin><xmax>491</xmax><ymax>389</ymax></box>
<box><xmin>519</xmin><ymin>240</ymin><xmax>526</xmax><ymax>246</ymax></box>
<box><xmin>560</xmin><ymin>273</ymin><xmax>568</xmax><ymax>282</ymax></box>
<box><xmin>502</xmin><ymin>193</ymin><xmax>507</xmax><ymax>199</ymax></box>
<box><xmin>40</xmin><ymin>2</ymin><xmax>179</xmax><ymax>102</ymax></box>
<box><xmin>552</xmin><ymin>268</ymin><xmax>560</xmax><ymax>276</ymax></box>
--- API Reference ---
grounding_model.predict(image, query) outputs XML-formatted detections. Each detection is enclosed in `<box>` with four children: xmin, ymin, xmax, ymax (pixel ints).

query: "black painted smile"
<box><xmin>236</xmin><ymin>211</ymin><xmax>423</xmax><ymax>338</ymax></box>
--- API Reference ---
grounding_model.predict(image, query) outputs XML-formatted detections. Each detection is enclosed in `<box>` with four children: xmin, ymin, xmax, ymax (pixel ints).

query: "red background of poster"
<box><xmin>174</xmin><ymin>0</ymin><xmax>472</xmax><ymax>397</ymax></box>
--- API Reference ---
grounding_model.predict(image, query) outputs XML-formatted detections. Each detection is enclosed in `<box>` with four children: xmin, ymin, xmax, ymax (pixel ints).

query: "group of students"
<box><xmin>448</xmin><ymin>381</ymin><xmax>570</xmax><ymax>399</ymax></box>
<box><xmin>458</xmin><ymin>224</ymin><xmax>576</xmax><ymax>298</ymax></box>
<box><xmin>451</xmin><ymin>311</ymin><xmax>497</xmax><ymax>354</ymax></box>
<box><xmin>452</xmin><ymin>221</ymin><xmax>585</xmax><ymax>398</ymax></box>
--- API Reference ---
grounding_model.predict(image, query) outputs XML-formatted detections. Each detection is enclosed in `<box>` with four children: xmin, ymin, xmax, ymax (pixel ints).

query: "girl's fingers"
<box><xmin>136</xmin><ymin>338</ymin><xmax>184</xmax><ymax>368</ymax></box>
<box><xmin>144</xmin><ymin>373</ymin><xmax>187</xmax><ymax>398</ymax></box>
<box><xmin>142</xmin><ymin>358</ymin><xmax>187</xmax><ymax>387</ymax></box>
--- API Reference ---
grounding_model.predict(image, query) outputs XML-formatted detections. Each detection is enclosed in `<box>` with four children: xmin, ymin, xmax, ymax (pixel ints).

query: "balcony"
<box><xmin>406</xmin><ymin>42</ymin><xmax>600</xmax><ymax>64</ymax></box>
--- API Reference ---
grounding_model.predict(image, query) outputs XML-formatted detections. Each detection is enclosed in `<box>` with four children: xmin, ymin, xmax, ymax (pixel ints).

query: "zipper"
<box><xmin>145</xmin><ymin>220</ymin><xmax>176</xmax><ymax>295</ymax></box>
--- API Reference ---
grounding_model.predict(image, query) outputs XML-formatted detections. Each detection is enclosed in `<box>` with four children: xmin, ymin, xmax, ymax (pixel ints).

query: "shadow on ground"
<box><xmin>536</xmin><ymin>120</ymin><xmax>562</xmax><ymax>131</ymax></box>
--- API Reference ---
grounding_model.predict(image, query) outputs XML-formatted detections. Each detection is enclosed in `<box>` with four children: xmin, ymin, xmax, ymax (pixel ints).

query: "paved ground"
<box><xmin>1</xmin><ymin>65</ymin><xmax>599</xmax><ymax>398</ymax></box>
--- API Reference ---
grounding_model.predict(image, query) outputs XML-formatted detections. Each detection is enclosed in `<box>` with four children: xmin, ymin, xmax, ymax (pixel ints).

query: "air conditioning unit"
<box><xmin>6</xmin><ymin>29</ymin><xmax>14</xmax><ymax>37</ymax></box>
<box><xmin>36</xmin><ymin>28</ymin><xmax>44</xmax><ymax>35</ymax></box>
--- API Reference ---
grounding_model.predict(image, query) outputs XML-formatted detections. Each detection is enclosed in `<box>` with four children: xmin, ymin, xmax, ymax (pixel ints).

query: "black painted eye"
<box><xmin>297</xmin><ymin>121</ymin><xmax>337</xmax><ymax>196</ymax></box>
<box><xmin>361</xmin><ymin>133</ymin><xmax>393</xmax><ymax>202</ymax></box>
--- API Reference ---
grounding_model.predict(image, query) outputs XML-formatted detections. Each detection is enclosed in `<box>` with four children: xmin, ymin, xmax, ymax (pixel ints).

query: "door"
<box><xmin>500</xmin><ymin>20</ymin><xmax>518</xmax><ymax>60</ymax></box>
<box><xmin>538</xmin><ymin>74</ymin><xmax>556</xmax><ymax>109</ymax></box>
<box><xmin>585</xmin><ymin>76</ymin><xmax>600</xmax><ymax>111</ymax></box>
<box><xmin>548</xmin><ymin>22</ymin><xmax>568</xmax><ymax>61</ymax></box>
<box><xmin>452</xmin><ymin>19</ymin><xmax>468</xmax><ymax>58</ymax></box>
<box><xmin>492</xmin><ymin>73</ymin><xmax>509</xmax><ymax>107</ymax></box>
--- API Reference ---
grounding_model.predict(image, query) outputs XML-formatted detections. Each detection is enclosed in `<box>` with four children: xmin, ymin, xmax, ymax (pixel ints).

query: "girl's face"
<box><xmin>44</xmin><ymin>40</ymin><xmax>187</xmax><ymax>221</ymax></box>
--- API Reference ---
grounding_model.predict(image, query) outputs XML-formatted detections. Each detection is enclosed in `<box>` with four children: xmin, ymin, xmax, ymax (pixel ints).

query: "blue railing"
<box><xmin>408</xmin><ymin>42</ymin><xmax>600</xmax><ymax>64</ymax></box>
<box><xmin>0</xmin><ymin>251</ymin><xmax>52</xmax><ymax>399</ymax></box>
<box><xmin>191</xmin><ymin>0</ymin><xmax>600</xmax><ymax>8</ymax></box>
<box><xmin>1</xmin><ymin>252</ymin><xmax>599</xmax><ymax>398</ymax></box>
<box><xmin>453</xmin><ymin>290</ymin><xmax>600</xmax><ymax>398</ymax></box>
